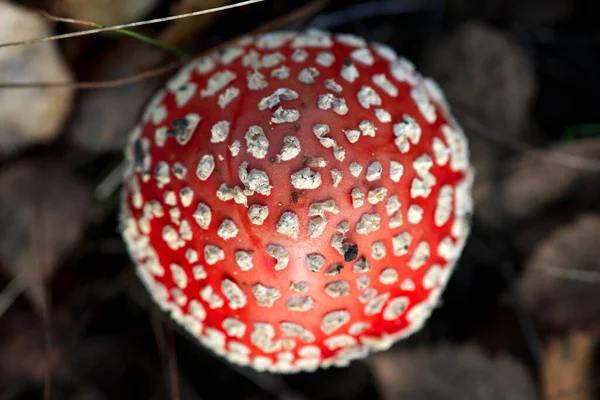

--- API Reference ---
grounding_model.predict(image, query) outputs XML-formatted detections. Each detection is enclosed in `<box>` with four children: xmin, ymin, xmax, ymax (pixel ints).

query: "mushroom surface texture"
<box><xmin>120</xmin><ymin>29</ymin><xmax>474</xmax><ymax>373</ymax></box>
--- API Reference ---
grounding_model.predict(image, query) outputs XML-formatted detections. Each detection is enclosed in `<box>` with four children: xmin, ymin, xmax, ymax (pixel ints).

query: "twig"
<box><xmin>42</xmin><ymin>12</ymin><xmax>190</xmax><ymax>59</ymax></box>
<box><xmin>0</xmin><ymin>61</ymin><xmax>183</xmax><ymax>89</ymax></box>
<box><xmin>0</xmin><ymin>0</ymin><xmax>265</xmax><ymax>49</ymax></box>
<box><xmin>95</xmin><ymin>160</ymin><xmax>125</xmax><ymax>202</ymax></box>
<box><xmin>0</xmin><ymin>0</ymin><xmax>330</xmax><ymax>91</ymax></box>
<box><xmin>29</xmin><ymin>175</ymin><xmax>53</xmax><ymax>400</ymax></box>
<box><xmin>166</xmin><ymin>324</ymin><xmax>181</xmax><ymax>400</ymax></box>
<box><xmin>0</xmin><ymin>277</ymin><xmax>25</xmax><ymax>319</ymax></box>
<box><xmin>535</xmin><ymin>263</ymin><xmax>600</xmax><ymax>283</ymax></box>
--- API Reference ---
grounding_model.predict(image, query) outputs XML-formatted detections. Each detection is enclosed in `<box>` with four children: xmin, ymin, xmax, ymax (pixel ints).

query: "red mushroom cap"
<box><xmin>120</xmin><ymin>29</ymin><xmax>474</xmax><ymax>373</ymax></box>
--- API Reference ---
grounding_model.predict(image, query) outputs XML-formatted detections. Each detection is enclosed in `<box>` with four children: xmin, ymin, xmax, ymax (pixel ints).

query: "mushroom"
<box><xmin>120</xmin><ymin>29</ymin><xmax>474</xmax><ymax>373</ymax></box>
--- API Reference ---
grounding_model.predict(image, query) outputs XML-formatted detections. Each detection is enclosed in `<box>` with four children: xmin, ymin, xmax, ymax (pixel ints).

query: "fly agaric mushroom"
<box><xmin>120</xmin><ymin>29</ymin><xmax>474</xmax><ymax>373</ymax></box>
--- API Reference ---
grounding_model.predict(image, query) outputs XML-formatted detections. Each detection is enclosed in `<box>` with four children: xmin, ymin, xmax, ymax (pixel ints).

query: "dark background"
<box><xmin>0</xmin><ymin>0</ymin><xmax>599</xmax><ymax>399</ymax></box>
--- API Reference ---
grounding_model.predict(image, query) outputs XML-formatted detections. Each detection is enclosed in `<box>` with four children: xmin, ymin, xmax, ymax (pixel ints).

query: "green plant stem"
<box><xmin>99</xmin><ymin>23</ymin><xmax>191</xmax><ymax>59</ymax></box>
<box><xmin>42</xmin><ymin>11</ymin><xmax>190</xmax><ymax>59</ymax></box>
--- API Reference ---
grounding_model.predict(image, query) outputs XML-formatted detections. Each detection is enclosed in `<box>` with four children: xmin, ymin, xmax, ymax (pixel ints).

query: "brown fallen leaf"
<box><xmin>0</xmin><ymin>160</ymin><xmax>96</xmax><ymax>313</ymax></box>
<box><xmin>503</xmin><ymin>137</ymin><xmax>600</xmax><ymax>219</ymax></box>
<box><xmin>0</xmin><ymin>1</ymin><xmax>74</xmax><ymax>157</ymax></box>
<box><xmin>421</xmin><ymin>21</ymin><xmax>536</xmax><ymax>227</ymax></box>
<box><xmin>370</xmin><ymin>344</ymin><xmax>537</xmax><ymax>400</ymax></box>
<box><xmin>55</xmin><ymin>0</ymin><xmax>162</xmax><ymax>27</ymax></box>
<box><xmin>543</xmin><ymin>331</ymin><xmax>595</xmax><ymax>400</ymax></box>
<box><xmin>66</xmin><ymin>39</ymin><xmax>165</xmax><ymax>152</ymax></box>
<box><xmin>65</xmin><ymin>0</ymin><xmax>239</xmax><ymax>153</ymax></box>
<box><xmin>518</xmin><ymin>213</ymin><xmax>600</xmax><ymax>333</ymax></box>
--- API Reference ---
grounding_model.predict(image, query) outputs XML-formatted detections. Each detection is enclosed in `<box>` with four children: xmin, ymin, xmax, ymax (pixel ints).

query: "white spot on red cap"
<box><xmin>408</xmin><ymin>241</ymin><xmax>430</xmax><ymax>270</ymax></box>
<box><xmin>280</xmin><ymin>322</ymin><xmax>315</xmax><ymax>342</ymax></box>
<box><xmin>321</xmin><ymin>310</ymin><xmax>350</xmax><ymax>334</ymax></box>
<box><xmin>298</xmin><ymin>67</ymin><xmax>320</xmax><ymax>84</ymax></box>
<box><xmin>276</xmin><ymin>211</ymin><xmax>300</xmax><ymax>239</ymax></box>
<box><xmin>290</xmin><ymin>281</ymin><xmax>309</xmax><ymax>293</ymax></box>
<box><xmin>201</xmin><ymin>70</ymin><xmax>236</xmax><ymax>97</ymax></box>
<box><xmin>248</xmin><ymin>204</ymin><xmax>269</xmax><ymax>225</ymax></box>
<box><xmin>247</xmin><ymin>70</ymin><xmax>268</xmax><ymax>91</ymax></box>
<box><xmin>175</xmin><ymin>83</ymin><xmax>196</xmax><ymax>108</ymax></box>
<box><xmin>351</xmin><ymin>188</ymin><xmax>365</xmax><ymax>208</ymax></box>
<box><xmin>271</xmin><ymin>65</ymin><xmax>290</xmax><ymax>79</ymax></box>
<box><xmin>271</xmin><ymin>107</ymin><xmax>300</xmax><ymax>124</ymax></box>
<box><xmin>340</xmin><ymin>59</ymin><xmax>359</xmax><ymax>82</ymax></box>
<box><xmin>423</xmin><ymin>264</ymin><xmax>443</xmax><ymax>290</ymax></box>
<box><xmin>359</xmin><ymin>120</ymin><xmax>377</xmax><ymax>137</ymax></box>
<box><xmin>383</xmin><ymin>297</ymin><xmax>409</xmax><ymax>320</ymax></box>
<box><xmin>306</xmin><ymin>253</ymin><xmax>325</xmax><ymax>272</ymax></box>
<box><xmin>375</xmin><ymin>109</ymin><xmax>392</xmax><ymax>123</ymax></box>
<box><xmin>392</xmin><ymin>232</ymin><xmax>412</xmax><ymax>256</ymax></box>
<box><xmin>357</xmin><ymin>86</ymin><xmax>382</xmax><ymax>109</ymax></box>
<box><xmin>356</xmin><ymin>213</ymin><xmax>381</xmax><ymax>234</ymax></box>
<box><xmin>196</xmin><ymin>154</ymin><xmax>215</xmax><ymax>181</ymax></box>
<box><xmin>331</xmin><ymin>169</ymin><xmax>343</xmax><ymax>187</ymax></box>
<box><xmin>365</xmin><ymin>292</ymin><xmax>389</xmax><ymax>315</ymax></box>
<box><xmin>200</xmin><ymin>284</ymin><xmax>224</xmax><ymax>309</ymax></box>
<box><xmin>235</xmin><ymin>251</ymin><xmax>253</xmax><ymax>271</ymax></box>
<box><xmin>324</xmin><ymin>79</ymin><xmax>343</xmax><ymax>94</ymax></box>
<box><xmin>371</xmin><ymin>241</ymin><xmax>386</xmax><ymax>260</ymax></box>
<box><xmin>211</xmin><ymin>121</ymin><xmax>230</xmax><ymax>143</ymax></box>
<box><xmin>252</xmin><ymin>284</ymin><xmax>281</xmax><ymax>307</ymax></box>
<box><xmin>372</xmin><ymin>74</ymin><xmax>398</xmax><ymax>97</ymax></box>
<box><xmin>204</xmin><ymin>244</ymin><xmax>224</xmax><ymax>265</ymax></box>
<box><xmin>411</xmin><ymin>86</ymin><xmax>436</xmax><ymax>123</ymax></box>
<box><xmin>407</xmin><ymin>204</ymin><xmax>424</xmax><ymax>224</ymax></box>
<box><xmin>291</xmin><ymin>167</ymin><xmax>322</xmax><ymax>190</ymax></box>
<box><xmin>170</xmin><ymin>264</ymin><xmax>188</xmax><ymax>289</ymax></box>
<box><xmin>223</xmin><ymin>317</ymin><xmax>246</xmax><ymax>338</ymax></box>
<box><xmin>222</xmin><ymin>279</ymin><xmax>247</xmax><ymax>309</ymax></box>
<box><xmin>435</xmin><ymin>185</ymin><xmax>454</xmax><ymax>227</ymax></box>
<box><xmin>316</xmin><ymin>51</ymin><xmax>335</xmax><ymax>67</ymax></box>
<box><xmin>287</xmin><ymin>296</ymin><xmax>317</xmax><ymax>312</ymax></box>
<box><xmin>192</xmin><ymin>265</ymin><xmax>207</xmax><ymax>280</ymax></box>
<box><xmin>336</xmin><ymin>33</ymin><xmax>366</xmax><ymax>47</ymax></box>
<box><xmin>218</xmin><ymin>87</ymin><xmax>240</xmax><ymax>108</ymax></box>
<box><xmin>317</xmin><ymin>93</ymin><xmax>349</xmax><ymax>115</ymax></box>
<box><xmin>245</xmin><ymin>125</ymin><xmax>269</xmax><ymax>159</ymax></box>
<box><xmin>292</xmin><ymin>48</ymin><xmax>309</xmax><ymax>62</ymax></box>
<box><xmin>325</xmin><ymin>280</ymin><xmax>350</xmax><ymax>297</ymax></box>
<box><xmin>258</xmin><ymin>88</ymin><xmax>299</xmax><ymax>110</ymax></box>
<box><xmin>351</xmin><ymin>48</ymin><xmax>374</xmax><ymax>65</ymax></box>
<box><xmin>308</xmin><ymin>217</ymin><xmax>327</xmax><ymax>239</ymax></box>
<box><xmin>193</xmin><ymin>203</ymin><xmax>212</xmax><ymax>229</ymax></box>
<box><xmin>266</xmin><ymin>244</ymin><xmax>289</xmax><ymax>270</ymax></box>
<box><xmin>217</xmin><ymin>219</ymin><xmax>239</xmax><ymax>240</ymax></box>
<box><xmin>379</xmin><ymin>268</ymin><xmax>398</xmax><ymax>285</ymax></box>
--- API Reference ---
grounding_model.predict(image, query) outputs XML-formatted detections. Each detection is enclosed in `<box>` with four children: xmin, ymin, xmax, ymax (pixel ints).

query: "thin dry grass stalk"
<box><xmin>0</xmin><ymin>0</ymin><xmax>265</xmax><ymax>49</ymax></box>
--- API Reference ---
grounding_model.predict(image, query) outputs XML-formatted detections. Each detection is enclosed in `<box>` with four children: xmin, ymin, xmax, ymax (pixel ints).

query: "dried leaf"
<box><xmin>0</xmin><ymin>2</ymin><xmax>74</xmax><ymax>157</ymax></box>
<box><xmin>518</xmin><ymin>213</ymin><xmax>600</xmax><ymax>332</ymax></box>
<box><xmin>503</xmin><ymin>138</ymin><xmax>600</xmax><ymax>219</ymax></box>
<box><xmin>0</xmin><ymin>161</ymin><xmax>95</xmax><ymax>312</ymax></box>
<box><xmin>67</xmin><ymin>41</ymin><xmax>165</xmax><ymax>152</ymax></box>
<box><xmin>422</xmin><ymin>21</ymin><xmax>536</xmax><ymax>226</ymax></box>
<box><xmin>56</xmin><ymin>0</ymin><xmax>162</xmax><ymax>27</ymax></box>
<box><xmin>371</xmin><ymin>344</ymin><xmax>537</xmax><ymax>400</ymax></box>
<box><xmin>543</xmin><ymin>332</ymin><xmax>595</xmax><ymax>400</ymax></box>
